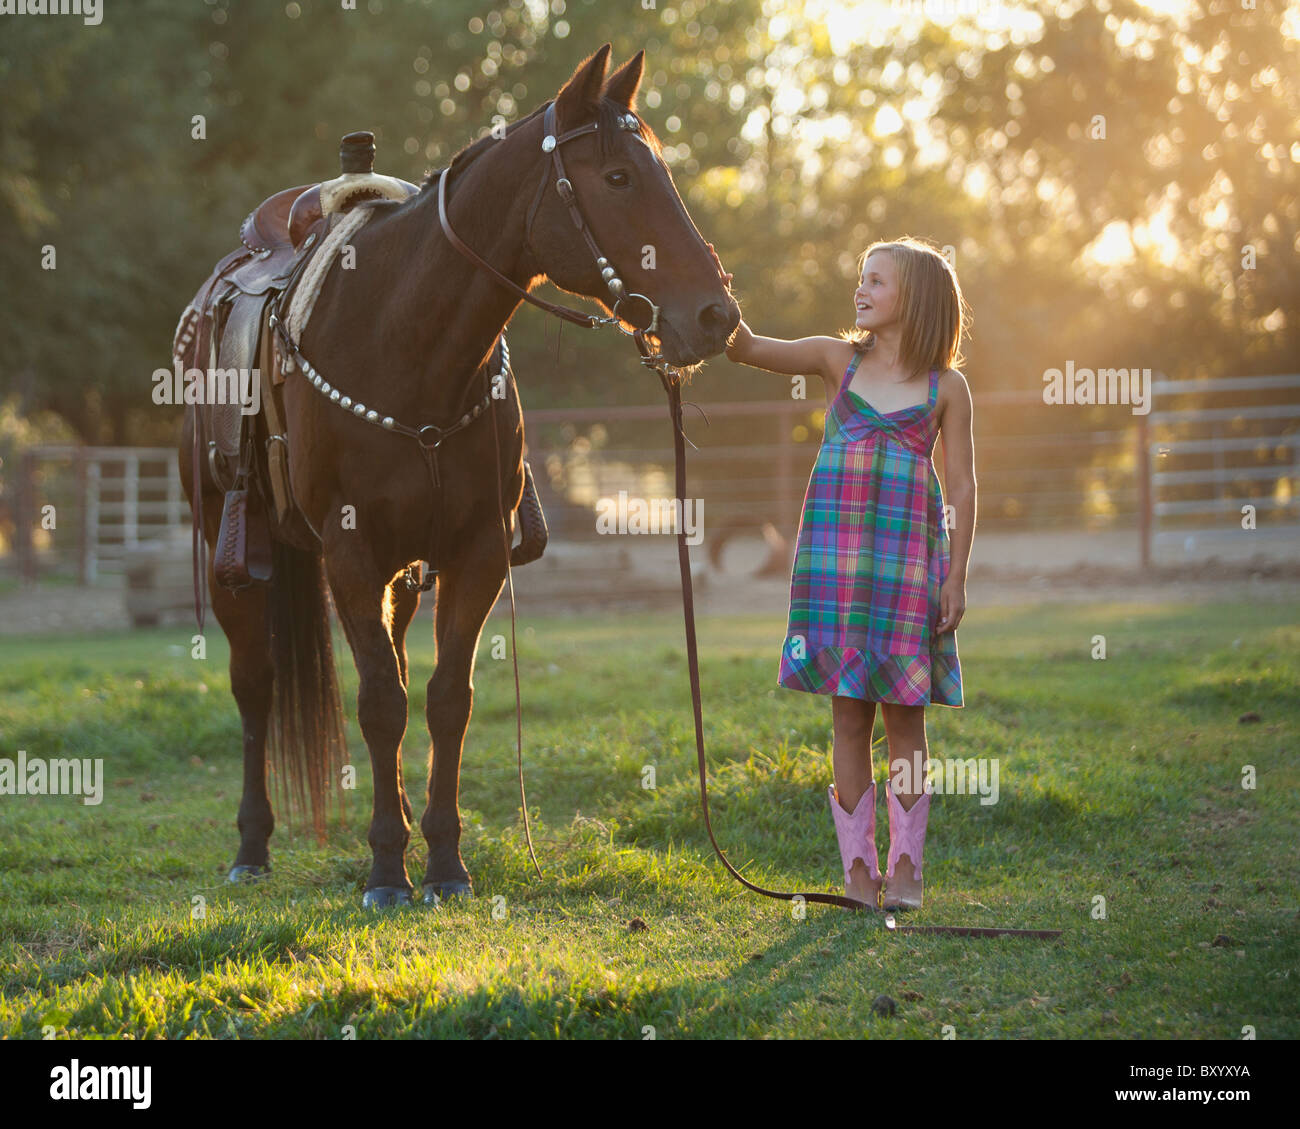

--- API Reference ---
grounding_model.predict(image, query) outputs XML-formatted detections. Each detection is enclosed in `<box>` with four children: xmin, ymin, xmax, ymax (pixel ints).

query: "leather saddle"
<box><xmin>180</xmin><ymin>132</ymin><xmax>419</xmax><ymax>590</ymax></box>
<box><xmin>179</xmin><ymin>130</ymin><xmax>548</xmax><ymax>595</ymax></box>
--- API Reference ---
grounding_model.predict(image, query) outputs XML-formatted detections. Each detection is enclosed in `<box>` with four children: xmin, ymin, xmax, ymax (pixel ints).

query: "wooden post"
<box><xmin>76</xmin><ymin>448</ymin><xmax>90</xmax><ymax>585</ymax></box>
<box><xmin>86</xmin><ymin>456</ymin><xmax>101</xmax><ymax>584</ymax></box>
<box><xmin>15</xmin><ymin>449</ymin><xmax>35</xmax><ymax>586</ymax></box>
<box><xmin>124</xmin><ymin>452</ymin><xmax>140</xmax><ymax>551</ymax></box>
<box><xmin>1212</xmin><ymin>420</ymin><xmax>1224</xmax><ymax>515</ymax></box>
<box><xmin>777</xmin><ymin>408</ymin><xmax>793</xmax><ymax>531</ymax></box>
<box><xmin>1137</xmin><ymin>413</ymin><xmax>1151</xmax><ymax>570</ymax></box>
<box><xmin>166</xmin><ymin>455</ymin><xmax>183</xmax><ymax>529</ymax></box>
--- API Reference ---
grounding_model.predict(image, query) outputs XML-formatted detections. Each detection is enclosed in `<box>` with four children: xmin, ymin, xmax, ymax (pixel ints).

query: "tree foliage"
<box><xmin>0</xmin><ymin>0</ymin><xmax>1293</xmax><ymax>445</ymax></box>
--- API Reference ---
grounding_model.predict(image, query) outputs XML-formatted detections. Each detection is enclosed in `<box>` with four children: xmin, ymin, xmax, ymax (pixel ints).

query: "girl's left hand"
<box><xmin>937</xmin><ymin>577</ymin><xmax>966</xmax><ymax>634</ymax></box>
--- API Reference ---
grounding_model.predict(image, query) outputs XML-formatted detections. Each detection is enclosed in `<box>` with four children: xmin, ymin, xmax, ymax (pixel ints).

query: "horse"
<box><xmin>178</xmin><ymin>44</ymin><xmax>741</xmax><ymax>907</ymax></box>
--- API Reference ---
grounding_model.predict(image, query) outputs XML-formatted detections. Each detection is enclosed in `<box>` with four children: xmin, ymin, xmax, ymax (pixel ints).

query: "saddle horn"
<box><xmin>289</xmin><ymin>131</ymin><xmax>419</xmax><ymax>248</ymax></box>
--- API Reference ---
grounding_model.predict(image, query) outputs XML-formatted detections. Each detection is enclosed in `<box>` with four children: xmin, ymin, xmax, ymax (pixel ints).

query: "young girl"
<box><xmin>710</xmin><ymin>236</ymin><xmax>975</xmax><ymax>911</ymax></box>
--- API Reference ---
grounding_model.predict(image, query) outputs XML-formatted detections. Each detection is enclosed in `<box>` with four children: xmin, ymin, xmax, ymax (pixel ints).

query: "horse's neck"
<box><xmin>358</xmin><ymin>148</ymin><xmax>540</xmax><ymax>418</ymax></box>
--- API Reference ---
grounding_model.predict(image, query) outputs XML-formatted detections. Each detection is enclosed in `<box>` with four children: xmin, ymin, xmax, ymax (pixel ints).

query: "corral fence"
<box><xmin>7</xmin><ymin>446</ymin><xmax>185</xmax><ymax>584</ymax></box>
<box><xmin>1137</xmin><ymin>373</ymin><xmax>1300</xmax><ymax>566</ymax></box>
<box><xmin>3</xmin><ymin>374</ymin><xmax>1295</xmax><ymax>584</ymax></box>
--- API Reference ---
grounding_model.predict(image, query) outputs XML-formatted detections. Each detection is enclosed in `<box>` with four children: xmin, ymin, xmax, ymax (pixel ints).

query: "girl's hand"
<box><xmin>937</xmin><ymin>576</ymin><xmax>966</xmax><ymax>634</ymax></box>
<box><xmin>725</xmin><ymin>318</ymin><xmax>753</xmax><ymax>361</ymax></box>
<box><xmin>706</xmin><ymin>242</ymin><xmax>734</xmax><ymax>287</ymax></box>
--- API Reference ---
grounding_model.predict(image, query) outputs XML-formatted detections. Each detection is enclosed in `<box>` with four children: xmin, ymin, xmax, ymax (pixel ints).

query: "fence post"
<box><xmin>777</xmin><ymin>407</ymin><xmax>793</xmax><ymax>531</ymax></box>
<box><xmin>15</xmin><ymin>449</ymin><xmax>36</xmax><ymax>586</ymax></box>
<box><xmin>76</xmin><ymin>448</ymin><xmax>90</xmax><ymax>585</ymax></box>
<box><xmin>1137</xmin><ymin>413</ymin><xmax>1151</xmax><ymax>570</ymax></box>
<box><xmin>166</xmin><ymin>456</ymin><xmax>183</xmax><ymax>529</ymax></box>
<box><xmin>124</xmin><ymin>452</ymin><xmax>140</xmax><ymax>551</ymax></box>
<box><xmin>86</xmin><ymin>456</ymin><xmax>101</xmax><ymax>584</ymax></box>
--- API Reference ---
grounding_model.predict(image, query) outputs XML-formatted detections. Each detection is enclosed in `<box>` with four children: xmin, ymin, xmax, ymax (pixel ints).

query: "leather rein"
<box><xmin>441</xmin><ymin>101</ymin><xmax>864</xmax><ymax>911</ymax></box>
<box><xmin>441</xmin><ymin>101</ymin><xmax>1061</xmax><ymax>936</ymax></box>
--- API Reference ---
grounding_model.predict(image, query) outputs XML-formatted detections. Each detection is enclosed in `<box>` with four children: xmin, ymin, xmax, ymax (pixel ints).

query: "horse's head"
<box><xmin>525</xmin><ymin>45</ymin><xmax>741</xmax><ymax>368</ymax></box>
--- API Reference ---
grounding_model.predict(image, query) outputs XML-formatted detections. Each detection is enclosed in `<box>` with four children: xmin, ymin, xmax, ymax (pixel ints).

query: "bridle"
<box><xmin>438</xmin><ymin>101</ymin><xmax>663</xmax><ymax>343</ymax></box>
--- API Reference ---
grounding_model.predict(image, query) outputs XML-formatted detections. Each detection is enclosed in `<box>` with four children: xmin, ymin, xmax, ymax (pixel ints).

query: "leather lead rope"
<box><xmin>490</xmin><ymin>382</ymin><xmax>543</xmax><ymax>881</ymax></box>
<box><xmin>433</xmin><ymin>97</ymin><xmax>1060</xmax><ymax>933</ymax></box>
<box><xmin>637</xmin><ymin>332</ymin><xmax>1055</xmax><ymax>936</ymax></box>
<box><xmin>642</xmin><ymin>332</ymin><xmax>864</xmax><ymax>911</ymax></box>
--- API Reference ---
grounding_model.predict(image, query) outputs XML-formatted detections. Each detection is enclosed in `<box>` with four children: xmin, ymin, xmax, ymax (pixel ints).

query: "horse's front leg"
<box><xmin>420</xmin><ymin>522</ymin><xmax>508</xmax><ymax>904</ymax></box>
<box><xmin>324</xmin><ymin>538</ymin><xmax>414</xmax><ymax>907</ymax></box>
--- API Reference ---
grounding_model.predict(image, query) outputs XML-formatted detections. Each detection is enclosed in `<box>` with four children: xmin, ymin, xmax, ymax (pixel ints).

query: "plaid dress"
<box><xmin>778</xmin><ymin>351</ymin><xmax>963</xmax><ymax>706</ymax></box>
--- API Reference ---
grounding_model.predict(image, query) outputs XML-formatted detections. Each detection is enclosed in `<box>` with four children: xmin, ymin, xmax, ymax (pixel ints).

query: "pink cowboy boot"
<box><xmin>883</xmin><ymin>786</ymin><xmax>931</xmax><ymax>910</ymax></box>
<box><xmin>828</xmin><ymin>782</ymin><xmax>882</xmax><ymax>908</ymax></box>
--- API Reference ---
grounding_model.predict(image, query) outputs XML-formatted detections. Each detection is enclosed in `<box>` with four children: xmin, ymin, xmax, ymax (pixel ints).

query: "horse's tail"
<box><xmin>268</xmin><ymin>539</ymin><xmax>347</xmax><ymax>844</ymax></box>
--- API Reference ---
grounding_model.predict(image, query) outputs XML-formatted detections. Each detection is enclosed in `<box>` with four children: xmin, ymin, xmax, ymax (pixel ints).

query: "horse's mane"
<box><xmin>419</xmin><ymin>95</ymin><xmax>663</xmax><ymax>190</ymax></box>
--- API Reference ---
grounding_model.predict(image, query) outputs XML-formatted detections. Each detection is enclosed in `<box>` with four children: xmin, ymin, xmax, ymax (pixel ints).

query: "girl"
<box><xmin>710</xmin><ymin>236</ymin><xmax>975</xmax><ymax>910</ymax></box>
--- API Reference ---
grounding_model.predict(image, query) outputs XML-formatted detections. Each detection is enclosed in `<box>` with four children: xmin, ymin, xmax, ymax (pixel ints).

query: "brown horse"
<box><xmin>179</xmin><ymin>45</ymin><xmax>740</xmax><ymax>906</ymax></box>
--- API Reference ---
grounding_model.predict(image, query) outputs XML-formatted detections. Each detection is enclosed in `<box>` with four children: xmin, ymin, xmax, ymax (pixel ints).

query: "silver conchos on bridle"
<box><xmin>535</xmin><ymin>107</ymin><xmax>662</xmax><ymax>336</ymax></box>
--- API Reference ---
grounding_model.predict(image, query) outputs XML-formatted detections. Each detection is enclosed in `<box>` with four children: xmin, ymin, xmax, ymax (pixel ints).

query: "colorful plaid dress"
<box><xmin>778</xmin><ymin>351</ymin><xmax>963</xmax><ymax>706</ymax></box>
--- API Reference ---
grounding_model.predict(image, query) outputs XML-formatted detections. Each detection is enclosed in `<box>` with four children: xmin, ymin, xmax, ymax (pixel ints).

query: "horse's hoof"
<box><xmin>227</xmin><ymin>864</ymin><xmax>270</xmax><ymax>883</ymax></box>
<box><xmin>422</xmin><ymin>880</ymin><xmax>472</xmax><ymax>906</ymax></box>
<box><xmin>362</xmin><ymin>886</ymin><xmax>414</xmax><ymax>909</ymax></box>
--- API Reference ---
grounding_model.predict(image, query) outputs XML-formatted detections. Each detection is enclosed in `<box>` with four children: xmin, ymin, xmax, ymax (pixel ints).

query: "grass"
<box><xmin>0</xmin><ymin>599</ymin><xmax>1296</xmax><ymax>1039</ymax></box>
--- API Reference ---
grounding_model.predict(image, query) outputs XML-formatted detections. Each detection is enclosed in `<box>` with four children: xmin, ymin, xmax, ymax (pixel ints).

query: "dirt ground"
<box><xmin>2</xmin><ymin>547</ymin><xmax>1298</xmax><ymax>638</ymax></box>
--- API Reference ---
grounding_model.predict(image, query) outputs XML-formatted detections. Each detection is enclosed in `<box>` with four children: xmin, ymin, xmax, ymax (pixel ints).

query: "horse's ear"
<box><xmin>602</xmin><ymin>50</ymin><xmax>645</xmax><ymax>111</ymax></box>
<box><xmin>554</xmin><ymin>44</ymin><xmax>612</xmax><ymax>131</ymax></box>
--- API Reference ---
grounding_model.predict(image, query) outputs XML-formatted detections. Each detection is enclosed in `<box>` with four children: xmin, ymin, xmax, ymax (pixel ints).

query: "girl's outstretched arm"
<box><xmin>725</xmin><ymin>319</ymin><xmax>844</xmax><ymax>391</ymax></box>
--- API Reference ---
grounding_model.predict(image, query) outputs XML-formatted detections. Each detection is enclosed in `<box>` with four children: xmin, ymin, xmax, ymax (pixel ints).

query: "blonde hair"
<box><xmin>840</xmin><ymin>236</ymin><xmax>970</xmax><ymax>377</ymax></box>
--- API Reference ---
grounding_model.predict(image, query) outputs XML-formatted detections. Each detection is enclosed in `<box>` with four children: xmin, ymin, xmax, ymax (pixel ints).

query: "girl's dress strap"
<box><xmin>840</xmin><ymin>350</ymin><xmax>862</xmax><ymax>392</ymax></box>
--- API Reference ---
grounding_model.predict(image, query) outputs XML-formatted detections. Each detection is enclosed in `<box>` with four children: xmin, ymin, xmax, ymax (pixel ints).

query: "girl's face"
<box><xmin>854</xmin><ymin>250</ymin><xmax>901</xmax><ymax>331</ymax></box>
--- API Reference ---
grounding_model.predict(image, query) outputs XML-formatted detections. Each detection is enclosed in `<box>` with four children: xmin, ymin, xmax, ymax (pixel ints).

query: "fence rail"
<box><xmin>5</xmin><ymin>374</ymin><xmax>1295</xmax><ymax>584</ymax></box>
<box><xmin>1138</xmin><ymin>373</ymin><xmax>1299</xmax><ymax>563</ymax></box>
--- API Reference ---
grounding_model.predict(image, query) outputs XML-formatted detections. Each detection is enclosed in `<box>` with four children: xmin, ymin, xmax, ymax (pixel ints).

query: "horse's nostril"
<box><xmin>698</xmin><ymin>301</ymin><xmax>732</xmax><ymax>334</ymax></box>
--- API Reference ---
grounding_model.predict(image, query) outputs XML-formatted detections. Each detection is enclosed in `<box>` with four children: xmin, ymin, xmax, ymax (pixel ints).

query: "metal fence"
<box><xmin>1138</xmin><ymin>374</ymin><xmax>1300</xmax><ymax>564</ymax></box>
<box><xmin>4</xmin><ymin>375</ymin><xmax>1295</xmax><ymax>584</ymax></box>
<box><xmin>520</xmin><ymin>388</ymin><xmax>1142</xmax><ymax>548</ymax></box>
<box><xmin>7</xmin><ymin>446</ymin><xmax>185</xmax><ymax>583</ymax></box>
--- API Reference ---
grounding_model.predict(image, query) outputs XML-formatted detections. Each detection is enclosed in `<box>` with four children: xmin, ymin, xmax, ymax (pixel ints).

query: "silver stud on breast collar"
<box><xmin>282</xmin><ymin>330</ymin><xmax>510</xmax><ymax>440</ymax></box>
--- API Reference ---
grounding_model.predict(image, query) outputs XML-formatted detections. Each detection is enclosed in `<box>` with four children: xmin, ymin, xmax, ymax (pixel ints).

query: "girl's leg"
<box><xmin>880</xmin><ymin>702</ymin><xmax>929</xmax><ymax>907</ymax></box>
<box><xmin>831</xmin><ymin>695</ymin><xmax>881</xmax><ymax>903</ymax></box>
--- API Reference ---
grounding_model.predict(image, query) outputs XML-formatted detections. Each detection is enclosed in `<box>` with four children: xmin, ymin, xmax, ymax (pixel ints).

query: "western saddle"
<box><xmin>177</xmin><ymin>131</ymin><xmax>548</xmax><ymax>596</ymax></box>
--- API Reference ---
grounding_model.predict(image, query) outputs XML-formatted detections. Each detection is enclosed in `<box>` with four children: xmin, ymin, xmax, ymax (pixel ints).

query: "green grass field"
<box><xmin>1</xmin><ymin>599</ymin><xmax>1296</xmax><ymax>1039</ymax></box>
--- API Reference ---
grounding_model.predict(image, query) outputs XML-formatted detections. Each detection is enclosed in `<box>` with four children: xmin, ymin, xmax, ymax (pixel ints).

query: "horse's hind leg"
<box><xmin>189</xmin><ymin>474</ymin><xmax>275</xmax><ymax>882</ymax></box>
<box><xmin>420</xmin><ymin>523</ymin><xmax>508</xmax><ymax>904</ymax></box>
<box><xmin>212</xmin><ymin>577</ymin><xmax>276</xmax><ymax>880</ymax></box>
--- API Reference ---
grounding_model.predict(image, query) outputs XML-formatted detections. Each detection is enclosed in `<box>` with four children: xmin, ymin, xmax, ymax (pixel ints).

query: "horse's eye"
<box><xmin>605</xmin><ymin>171</ymin><xmax>630</xmax><ymax>188</ymax></box>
